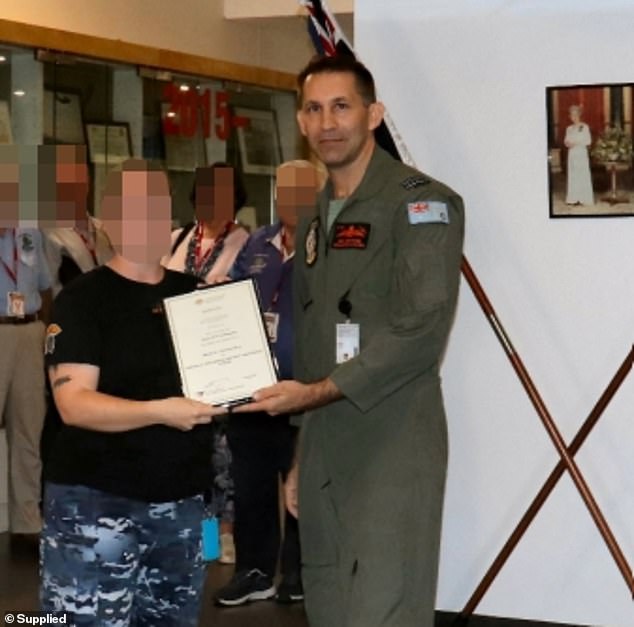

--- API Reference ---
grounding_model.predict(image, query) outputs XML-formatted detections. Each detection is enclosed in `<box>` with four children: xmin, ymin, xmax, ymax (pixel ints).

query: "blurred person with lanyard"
<box><xmin>164</xmin><ymin>162</ymin><xmax>249</xmax><ymax>564</ymax></box>
<box><xmin>0</xmin><ymin>145</ymin><xmax>52</xmax><ymax>551</ymax></box>
<box><xmin>42</xmin><ymin>159</ymin><xmax>225</xmax><ymax>625</ymax></box>
<box><xmin>41</xmin><ymin>144</ymin><xmax>113</xmax><ymax>297</ymax></box>
<box><xmin>39</xmin><ymin>144</ymin><xmax>113</xmax><ymax>479</ymax></box>
<box><xmin>214</xmin><ymin>160</ymin><xmax>324</xmax><ymax>607</ymax></box>
<box><xmin>236</xmin><ymin>55</ymin><xmax>465</xmax><ymax>627</ymax></box>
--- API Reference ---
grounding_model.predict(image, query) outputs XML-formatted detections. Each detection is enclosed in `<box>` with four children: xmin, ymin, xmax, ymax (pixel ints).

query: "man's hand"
<box><xmin>234</xmin><ymin>378</ymin><xmax>342</xmax><ymax>416</ymax></box>
<box><xmin>284</xmin><ymin>462</ymin><xmax>299</xmax><ymax>519</ymax></box>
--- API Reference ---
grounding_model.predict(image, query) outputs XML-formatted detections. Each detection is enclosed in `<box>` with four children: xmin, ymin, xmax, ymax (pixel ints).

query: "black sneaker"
<box><xmin>275</xmin><ymin>573</ymin><xmax>304</xmax><ymax>604</ymax></box>
<box><xmin>214</xmin><ymin>569</ymin><xmax>276</xmax><ymax>606</ymax></box>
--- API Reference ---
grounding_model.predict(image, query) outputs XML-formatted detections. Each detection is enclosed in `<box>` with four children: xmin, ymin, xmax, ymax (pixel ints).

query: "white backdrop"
<box><xmin>356</xmin><ymin>2</ymin><xmax>634</xmax><ymax>625</ymax></box>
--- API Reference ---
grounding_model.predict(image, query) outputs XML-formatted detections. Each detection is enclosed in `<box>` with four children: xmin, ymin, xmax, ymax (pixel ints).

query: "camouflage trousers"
<box><xmin>40</xmin><ymin>482</ymin><xmax>206</xmax><ymax>626</ymax></box>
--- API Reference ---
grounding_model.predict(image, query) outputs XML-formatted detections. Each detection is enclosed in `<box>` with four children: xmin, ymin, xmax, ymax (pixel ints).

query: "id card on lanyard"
<box><xmin>1</xmin><ymin>230</ymin><xmax>24</xmax><ymax>317</ymax></box>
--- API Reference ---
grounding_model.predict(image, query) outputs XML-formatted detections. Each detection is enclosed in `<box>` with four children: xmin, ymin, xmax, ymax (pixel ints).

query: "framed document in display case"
<box><xmin>44</xmin><ymin>90</ymin><xmax>84</xmax><ymax>144</ymax></box>
<box><xmin>163</xmin><ymin>279</ymin><xmax>278</xmax><ymax>407</ymax></box>
<box><xmin>85</xmin><ymin>122</ymin><xmax>132</xmax><ymax>164</ymax></box>
<box><xmin>235</xmin><ymin>107</ymin><xmax>281</xmax><ymax>175</ymax></box>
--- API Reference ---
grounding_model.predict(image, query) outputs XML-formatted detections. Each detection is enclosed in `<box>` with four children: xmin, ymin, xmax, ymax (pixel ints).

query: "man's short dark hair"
<box><xmin>297</xmin><ymin>55</ymin><xmax>377</xmax><ymax>106</ymax></box>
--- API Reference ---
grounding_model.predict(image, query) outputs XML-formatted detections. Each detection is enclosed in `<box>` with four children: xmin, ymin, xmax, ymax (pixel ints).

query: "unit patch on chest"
<box><xmin>331</xmin><ymin>223</ymin><xmax>371</xmax><ymax>250</ymax></box>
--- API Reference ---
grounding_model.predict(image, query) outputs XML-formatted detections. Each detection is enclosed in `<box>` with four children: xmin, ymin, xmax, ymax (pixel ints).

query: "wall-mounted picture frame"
<box><xmin>0</xmin><ymin>101</ymin><xmax>13</xmax><ymax>144</ymax></box>
<box><xmin>234</xmin><ymin>107</ymin><xmax>282</xmax><ymax>175</ymax></box>
<box><xmin>43</xmin><ymin>90</ymin><xmax>85</xmax><ymax>144</ymax></box>
<box><xmin>85</xmin><ymin>122</ymin><xmax>132</xmax><ymax>164</ymax></box>
<box><xmin>547</xmin><ymin>83</ymin><xmax>634</xmax><ymax>217</ymax></box>
<box><xmin>161</xmin><ymin>103</ymin><xmax>207</xmax><ymax>172</ymax></box>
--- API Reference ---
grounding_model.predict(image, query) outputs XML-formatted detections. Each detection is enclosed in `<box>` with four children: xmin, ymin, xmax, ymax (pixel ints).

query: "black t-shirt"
<box><xmin>45</xmin><ymin>265</ymin><xmax>212</xmax><ymax>502</ymax></box>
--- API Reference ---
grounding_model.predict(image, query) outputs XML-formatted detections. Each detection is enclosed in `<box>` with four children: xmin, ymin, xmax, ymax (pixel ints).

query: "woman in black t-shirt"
<box><xmin>41</xmin><ymin>159</ymin><xmax>225</xmax><ymax>626</ymax></box>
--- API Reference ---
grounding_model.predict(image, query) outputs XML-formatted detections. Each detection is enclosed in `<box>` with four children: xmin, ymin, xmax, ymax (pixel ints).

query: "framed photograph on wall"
<box><xmin>547</xmin><ymin>83</ymin><xmax>634</xmax><ymax>217</ymax></box>
<box><xmin>44</xmin><ymin>90</ymin><xmax>84</xmax><ymax>144</ymax></box>
<box><xmin>234</xmin><ymin>107</ymin><xmax>282</xmax><ymax>175</ymax></box>
<box><xmin>85</xmin><ymin>122</ymin><xmax>132</xmax><ymax>164</ymax></box>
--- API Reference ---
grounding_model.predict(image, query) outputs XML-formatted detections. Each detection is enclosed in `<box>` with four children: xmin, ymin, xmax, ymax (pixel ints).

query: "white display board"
<box><xmin>357</xmin><ymin>2</ymin><xmax>634</xmax><ymax>626</ymax></box>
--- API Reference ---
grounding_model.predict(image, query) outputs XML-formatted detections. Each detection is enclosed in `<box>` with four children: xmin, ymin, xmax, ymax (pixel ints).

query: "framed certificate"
<box><xmin>85</xmin><ymin>122</ymin><xmax>132</xmax><ymax>164</ymax></box>
<box><xmin>163</xmin><ymin>279</ymin><xmax>278</xmax><ymax>406</ymax></box>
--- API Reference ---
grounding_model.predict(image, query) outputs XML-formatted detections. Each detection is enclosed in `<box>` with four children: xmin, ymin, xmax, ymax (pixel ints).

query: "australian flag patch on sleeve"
<box><xmin>407</xmin><ymin>201</ymin><xmax>449</xmax><ymax>225</ymax></box>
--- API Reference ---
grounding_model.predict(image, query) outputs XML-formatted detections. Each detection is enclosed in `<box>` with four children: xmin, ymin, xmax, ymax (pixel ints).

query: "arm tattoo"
<box><xmin>52</xmin><ymin>376</ymin><xmax>72</xmax><ymax>389</ymax></box>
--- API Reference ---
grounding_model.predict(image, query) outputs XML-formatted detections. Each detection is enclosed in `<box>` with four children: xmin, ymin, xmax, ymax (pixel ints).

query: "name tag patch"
<box><xmin>331</xmin><ymin>223</ymin><xmax>371</xmax><ymax>250</ymax></box>
<box><xmin>407</xmin><ymin>201</ymin><xmax>449</xmax><ymax>225</ymax></box>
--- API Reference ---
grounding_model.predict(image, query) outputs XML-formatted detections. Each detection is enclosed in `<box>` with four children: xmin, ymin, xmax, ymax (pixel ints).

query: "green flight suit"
<box><xmin>293</xmin><ymin>146</ymin><xmax>465</xmax><ymax>627</ymax></box>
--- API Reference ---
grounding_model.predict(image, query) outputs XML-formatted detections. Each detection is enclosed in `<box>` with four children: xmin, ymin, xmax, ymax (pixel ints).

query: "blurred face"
<box><xmin>0</xmin><ymin>162</ymin><xmax>20</xmax><ymax>229</ymax></box>
<box><xmin>297</xmin><ymin>71</ymin><xmax>383</xmax><ymax>170</ymax></box>
<box><xmin>55</xmin><ymin>146</ymin><xmax>89</xmax><ymax>224</ymax></box>
<box><xmin>275</xmin><ymin>165</ymin><xmax>319</xmax><ymax>227</ymax></box>
<box><xmin>569</xmin><ymin>108</ymin><xmax>581</xmax><ymax>124</ymax></box>
<box><xmin>195</xmin><ymin>166</ymin><xmax>234</xmax><ymax>225</ymax></box>
<box><xmin>102</xmin><ymin>169</ymin><xmax>172</xmax><ymax>264</ymax></box>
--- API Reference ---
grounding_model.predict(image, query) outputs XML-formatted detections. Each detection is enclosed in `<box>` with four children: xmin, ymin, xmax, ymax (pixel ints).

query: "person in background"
<box><xmin>164</xmin><ymin>162</ymin><xmax>249</xmax><ymax>565</ymax></box>
<box><xmin>236</xmin><ymin>55</ymin><xmax>465</xmax><ymax>627</ymax></box>
<box><xmin>564</xmin><ymin>104</ymin><xmax>594</xmax><ymax>206</ymax></box>
<box><xmin>41</xmin><ymin>159</ymin><xmax>225</xmax><ymax>625</ymax></box>
<box><xmin>214</xmin><ymin>160</ymin><xmax>323</xmax><ymax>607</ymax></box>
<box><xmin>39</xmin><ymin>145</ymin><xmax>114</xmax><ymax>480</ymax></box>
<box><xmin>41</xmin><ymin>144</ymin><xmax>113</xmax><ymax>297</ymax></box>
<box><xmin>0</xmin><ymin>145</ymin><xmax>52</xmax><ymax>552</ymax></box>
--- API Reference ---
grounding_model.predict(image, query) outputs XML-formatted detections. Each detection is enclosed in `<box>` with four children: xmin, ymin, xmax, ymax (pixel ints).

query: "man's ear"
<box><xmin>296</xmin><ymin>110</ymin><xmax>308</xmax><ymax>137</ymax></box>
<box><xmin>368</xmin><ymin>101</ymin><xmax>385</xmax><ymax>132</ymax></box>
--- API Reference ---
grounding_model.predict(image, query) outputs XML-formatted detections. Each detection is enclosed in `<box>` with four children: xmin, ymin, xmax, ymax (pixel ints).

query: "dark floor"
<box><xmin>0</xmin><ymin>531</ymin><xmax>579</xmax><ymax>627</ymax></box>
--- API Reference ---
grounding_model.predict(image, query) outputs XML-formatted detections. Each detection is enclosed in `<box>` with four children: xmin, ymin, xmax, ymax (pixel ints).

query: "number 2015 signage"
<box><xmin>162</xmin><ymin>84</ymin><xmax>248</xmax><ymax>140</ymax></box>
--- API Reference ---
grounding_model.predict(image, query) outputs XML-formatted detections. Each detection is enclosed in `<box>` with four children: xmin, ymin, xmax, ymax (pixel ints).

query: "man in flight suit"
<box><xmin>237</xmin><ymin>55</ymin><xmax>465</xmax><ymax>627</ymax></box>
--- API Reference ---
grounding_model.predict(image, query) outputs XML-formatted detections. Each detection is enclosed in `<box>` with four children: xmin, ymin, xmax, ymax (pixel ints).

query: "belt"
<box><xmin>0</xmin><ymin>313</ymin><xmax>39</xmax><ymax>325</ymax></box>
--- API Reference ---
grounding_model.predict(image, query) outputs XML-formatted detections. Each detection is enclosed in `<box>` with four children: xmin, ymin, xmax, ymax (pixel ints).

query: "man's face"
<box><xmin>102</xmin><ymin>169</ymin><xmax>172</xmax><ymax>264</ymax></box>
<box><xmin>297</xmin><ymin>71</ymin><xmax>382</xmax><ymax>170</ymax></box>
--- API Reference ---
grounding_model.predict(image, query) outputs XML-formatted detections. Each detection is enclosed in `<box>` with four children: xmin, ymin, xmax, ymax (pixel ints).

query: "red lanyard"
<box><xmin>193</xmin><ymin>221</ymin><xmax>233</xmax><ymax>273</ymax></box>
<box><xmin>0</xmin><ymin>230</ymin><xmax>18</xmax><ymax>285</ymax></box>
<box><xmin>74</xmin><ymin>227</ymin><xmax>98</xmax><ymax>266</ymax></box>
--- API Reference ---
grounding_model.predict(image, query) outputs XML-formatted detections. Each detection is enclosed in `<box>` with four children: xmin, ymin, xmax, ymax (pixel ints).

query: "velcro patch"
<box><xmin>331</xmin><ymin>223</ymin><xmax>371</xmax><ymax>249</ymax></box>
<box><xmin>407</xmin><ymin>201</ymin><xmax>449</xmax><ymax>225</ymax></box>
<box><xmin>401</xmin><ymin>175</ymin><xmax>430</xmax><ymax>190</ymax></box>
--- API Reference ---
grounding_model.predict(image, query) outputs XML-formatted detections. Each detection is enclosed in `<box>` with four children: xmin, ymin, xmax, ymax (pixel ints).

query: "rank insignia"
<box><xmin>45</xmin><ymin>323</ymin><xmax>62</xmax><ymax>355</ymax></box>
<box><xmin>407</xmin><ymin>201</ymin><xmax>449</xmax><ymax>225</ymax></box>
<box><xmin>331</xmin><ymin>223</ymin><xmax>371</xmax><ymax>249</ymax></box>
<box><xmin>305</xmin><ymin>218</ymin><xmax>319</xmax><ymax>267</ymax></box>
<box><xmin>400</xmin><ymin>175</ymin><xmax>430</xmax><ymax>190</ymax></box>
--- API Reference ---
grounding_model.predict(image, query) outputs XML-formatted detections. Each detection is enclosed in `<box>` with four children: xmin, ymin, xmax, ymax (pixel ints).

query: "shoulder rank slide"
<box><xmin>407</xmin><ymin>201</ymin><xmax>449</xmax><ymax>225</ymax></box>
<box><xmin>401</xmin><ymin>174</ymin><xmax>430</xmax><ymax>190</ymax></box>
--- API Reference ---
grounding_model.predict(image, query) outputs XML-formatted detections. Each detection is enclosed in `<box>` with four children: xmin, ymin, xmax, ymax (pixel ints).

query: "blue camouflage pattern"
<box><xmin>40</xmin><ymin>482</ymin><xmax>206</xmax><ymax>626</ymax></box>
